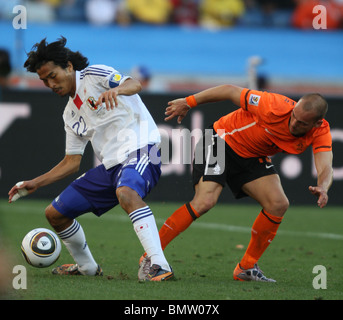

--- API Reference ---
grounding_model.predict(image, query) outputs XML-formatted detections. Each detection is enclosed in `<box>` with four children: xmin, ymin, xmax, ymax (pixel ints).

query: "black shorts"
<box><xmin>192</xmin><ymin>126</ymin><xmax>278</xmax><ymax>199</ymax></box>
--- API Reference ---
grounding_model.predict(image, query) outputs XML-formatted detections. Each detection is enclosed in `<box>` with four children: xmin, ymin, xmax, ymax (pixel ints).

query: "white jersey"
<box><xmin>63</xmin><ymin>64</ymin><xmax>161</xmax><ymax>169</ymax></box>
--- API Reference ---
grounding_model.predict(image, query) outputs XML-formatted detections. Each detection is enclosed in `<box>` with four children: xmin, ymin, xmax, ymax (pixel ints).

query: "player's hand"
<box><xmin>164</xmin><ymin>98</ymin><xmax>190</xmax><ymax>124</ymax></box>
<box><xmin>309</xmin><ymin>186</ymin><xmax>328</xmax><ymax>208</ymax></box>
<box><xmin>8</xmin><ymin>181</ymin><xmax>37</xmax><ymax>203</ymax></box>
<box><xmin>95</xmin><ymin>88</ymin><xmax>119</xmax><ymax>110</ymax></box>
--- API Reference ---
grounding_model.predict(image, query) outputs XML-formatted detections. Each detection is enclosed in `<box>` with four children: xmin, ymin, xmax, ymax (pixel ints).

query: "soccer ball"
<box><xmin>21</xmin><ymin>228</ymin><xmax>61</xmax><ymax>268</ymax></box>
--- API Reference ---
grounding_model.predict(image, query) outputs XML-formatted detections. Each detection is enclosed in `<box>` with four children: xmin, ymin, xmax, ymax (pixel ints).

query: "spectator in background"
<box><xmin>56</xmin><ymin>0</ymin><xmax>86</xmax><ymax>22</ymax></box>
<box><xmin>238</xmin><ymin>0</ymin><xmax>295</xmax><ymax>28</ymax></box>
<box><xmin>131</xmin><ymin>65</ymin><xmax>151</xmax><ymax>91</ymax></box>
<box><xmin>85</xmin><ymin>0</ymin><xmax>118</xmax><ymax>25</ymax></box>
<box><xmin>126</xmin><ymin>0</ymin><xmax>172</xmax><ymax>24</ymax></box>
<box><xmin>114</xmin><ymin>0</ymin><xmax>132</xmax><ymax>26</ymax></box>
<box><xmin>0</xmin><ymin>49</ymin><xmax>11</xmax><ymax>88</ymax></box>
<box><xmin>0</xmin><ymin>0</ymin><xmax>58</xmax><ymax>23</ymax></box>
<box><xmin>170</xmin><ymin>0</ymin><xmax>200</xmax><ymax>26</ymax></box>
<box><xmin>25</xmin><ymin>0</ymin><xmax>56</xmax><ymax>23</ymax></box>
<box><xmin>43</xmin><ymin>0</ymin><xmax>62</xmax><ymax>6</ymax></box>
<box><xmin>0</xmin><ymin>0</ymin><xmax>21</xmax><ymax>20</ymax></box>
<box><xmin>85</xmin><ymin>0</ymin><xmax>131</xmax><ymax>26</ymax></box>
<box><xmin>199</xmin><ymin>0</ymin><xmax>245</xmax><ymax>29</ymax></box>
<box><xmin>292</xmin><ymin>0</ymin><xmax>343</xmax><ymax>29</ymax></box>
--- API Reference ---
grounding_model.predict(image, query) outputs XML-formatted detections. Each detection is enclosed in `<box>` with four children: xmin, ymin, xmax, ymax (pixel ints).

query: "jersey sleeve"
<box><xmin>85</xmin><ymin>65</ymin><xmax>131</xmax><ymax>90</ymax></box>
<box><xmin>239</xmin><ymin>88</ymin><xmax>296</xmax><ymax>122</ymax></box>
<box><xmin>312</xmin><ymin>121</ymin><xmax>332</xmax><ymax>154</ymax></box>
<box><xmin>64</xmin><ymin>124</ymin><xmax>88</xmax><ymax>156</ymax></box>
<box><xmin>99</xmin><ymin>66</ymin><xmax>131</xmax><ymax>89</ymax></box>
<box><xmin>107</xmin><ymin>71</ymin><xmax>131</xmax><ymax>88</ymax></box>
<box><xmin>240</xmin><ymin>88</ymin><xmax>264</xmax><ymax>113</ymax></box>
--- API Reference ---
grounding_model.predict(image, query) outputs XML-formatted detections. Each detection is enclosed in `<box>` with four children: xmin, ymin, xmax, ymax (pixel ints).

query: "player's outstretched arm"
<box><xmin>8</xmin><ymin>154</ymin><xmax>82</xmax><ymax>203</ymax></box>
<box><xmin>164</xmin><ymin>98</ymin><xmax>190</xmax><ymax>124</ymax></box>
<box><xmin>95</xmin><ymin>78</ymin><xmax>142</xmax><ymax>110</ymax></box>
<box><xmin>309</xmin><ymin>151</ymin><xmax>333</xmax><ymax>208</ymax></box>
<box><xmin>164</xmin><ymin>84</ymin><xmax>243</xmax><ymax>124</ymax></box>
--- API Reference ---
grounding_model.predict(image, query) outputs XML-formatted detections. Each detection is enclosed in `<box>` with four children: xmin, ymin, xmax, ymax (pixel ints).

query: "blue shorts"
<box><xmin>52</xmin><ymin>145</ymin><xmax>161</xmax><ymax>219</ymax></box>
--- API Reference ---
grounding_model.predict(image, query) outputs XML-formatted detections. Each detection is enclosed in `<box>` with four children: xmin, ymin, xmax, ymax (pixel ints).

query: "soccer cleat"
<box><xmin>52</xmin><ymin>264</ymin><xmax>103</xmax><ymax>276</ymax></box>
<box><xmin>138</xmin><ymin>254</ymin><xmax>151</xmax><ymax>281</ymax></box>
<box><xmin>144</xmin><ymin>264</ymin><xmax>174</xmax><ymax>281</ymax></box>
<box><xmin>233</xmin><ymin>263</ymin><xmax>276</xmax><ymax>282</ymax></box>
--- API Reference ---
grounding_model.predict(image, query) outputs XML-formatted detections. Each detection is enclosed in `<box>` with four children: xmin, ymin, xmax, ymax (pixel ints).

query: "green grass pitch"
<box><xmin>0</xmin><ymin>199</ymin><xmax>342</xmax><ymax>301</ymax></box>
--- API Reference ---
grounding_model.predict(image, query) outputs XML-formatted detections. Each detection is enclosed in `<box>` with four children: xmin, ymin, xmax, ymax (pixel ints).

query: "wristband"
<box><xmin>185</xmin><ymin>95</ymin><xmax>197</xmax><ymax>108</ymax></box>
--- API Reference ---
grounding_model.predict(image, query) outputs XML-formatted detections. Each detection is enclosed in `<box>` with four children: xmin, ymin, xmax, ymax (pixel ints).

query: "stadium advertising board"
<box><xmin>0</xmin><ymin>89</ymin><xmax>342</xmax><ymax>205</ymax></box>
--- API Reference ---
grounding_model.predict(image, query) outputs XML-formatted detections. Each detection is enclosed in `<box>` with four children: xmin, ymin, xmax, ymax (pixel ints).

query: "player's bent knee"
<box><xmin>116</xmin><ymin>186</ymin><xmax>131</xmax><ymax>206</ymax></box>
<box><xmin>45</xmin><ymin>204</ymin><xmax>72</xmax><ymax>231</ymax></box>
<box><xmin>116</xmin><ymin>186</ymin><xmax>145</xmax><ymax>213</ymax></box>
<box><xmin>265</xmin><ymin>197</ymin><xmax>289</xmax><ymax>217</ymax></box>
<box><xmin>45</xmin><ymin>204</ymin><xmax>55</xmax><ymax>223</ymax></box>
<box><xmin>192</xmin><ymin>196</ymin><xmax>217</xmax><ymax>215</ymax></box>
<box><xmin>278</xmin><ymin>197</ymin><xmax>290</xmax><ymax>214</ymax></box>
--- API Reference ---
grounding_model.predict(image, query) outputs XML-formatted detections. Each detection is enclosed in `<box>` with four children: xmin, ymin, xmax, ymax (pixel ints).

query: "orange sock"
<box><xmin>240</xmin><ymin>209</ymin><xmax>283</xmax><ymax>269</ymax></box>
<box><xmin>159</xmin><ymin>203</ymin><xmax>200</xmax><ymax>250</ymax></box>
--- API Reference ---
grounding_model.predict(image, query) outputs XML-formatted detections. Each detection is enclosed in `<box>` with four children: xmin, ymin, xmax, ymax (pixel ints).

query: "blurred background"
<box><xmin>0</xmin><ymin>0</ymin><xmax>342</xmax><ymax>205</ymax></box>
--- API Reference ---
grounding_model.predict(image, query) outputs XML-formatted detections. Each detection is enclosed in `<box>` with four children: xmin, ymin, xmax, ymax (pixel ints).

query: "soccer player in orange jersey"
<box><xmin>138</xmin><ymin>84</ymin><xmax>333</xmax><ymax>282</ymax></box>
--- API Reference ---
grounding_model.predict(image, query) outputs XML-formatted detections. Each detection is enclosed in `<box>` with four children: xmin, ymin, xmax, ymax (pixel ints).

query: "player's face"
<box><xmin>36</xmin><ymin>61</ymin><xmax>75</xmax><ymax>97</ymax></box>
<box><xmin>289</xmin><ymin>102</ymin><xmax>321</xmax><ymax>137</ymax></box>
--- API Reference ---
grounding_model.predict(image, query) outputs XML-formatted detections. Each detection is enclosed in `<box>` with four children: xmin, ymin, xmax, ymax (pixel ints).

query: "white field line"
<box><xmin>6</xmin><ymin>205</ymin><xmax>343</xmax><ymax>241</ymax></box>
<box><xmin>80</xmin><ymin>213</ymin><xmax>343</xmax><ymax>241</ymax></box>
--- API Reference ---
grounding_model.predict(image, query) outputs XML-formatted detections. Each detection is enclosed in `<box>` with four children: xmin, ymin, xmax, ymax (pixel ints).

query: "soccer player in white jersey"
<box><xmin>8</xmin><ymin>37</ymin><xmax>174</xmax><ymax>281</ymax></box>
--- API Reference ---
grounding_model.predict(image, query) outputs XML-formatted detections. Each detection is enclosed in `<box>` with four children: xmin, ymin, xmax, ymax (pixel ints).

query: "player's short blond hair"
<box><xmin>300</xmin><ymin>93</ymin><xmax>328</xmax><ymax>121</ymax></box>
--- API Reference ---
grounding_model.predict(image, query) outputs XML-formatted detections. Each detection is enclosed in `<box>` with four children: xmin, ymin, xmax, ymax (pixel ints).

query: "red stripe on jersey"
<box><xmin>73</xmin><ymin>94</ymin><xmax>83</xmax><ymax>110</ymax></box>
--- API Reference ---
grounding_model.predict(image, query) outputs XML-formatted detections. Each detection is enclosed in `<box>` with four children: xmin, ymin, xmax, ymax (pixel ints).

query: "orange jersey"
<box><xmin>213</xmin><ymin>88</ymin><xmax>332</xmax><ymax>158</ymax></box>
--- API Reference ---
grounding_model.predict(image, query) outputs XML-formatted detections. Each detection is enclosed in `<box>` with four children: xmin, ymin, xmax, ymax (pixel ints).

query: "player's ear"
<box><xmin>67</xmin><ymin>61</ymin><xmax>73</xmax><ymax>71</ymax></box>
<box><xmin>314</xmin><ymin>119</ymin><xmax>323</xmax><ymax>128</ymax></box>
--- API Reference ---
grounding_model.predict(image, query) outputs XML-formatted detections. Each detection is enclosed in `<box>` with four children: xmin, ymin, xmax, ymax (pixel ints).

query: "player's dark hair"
<box><xmin>301</xmin><ymin>93</ymin><xmax>328</xmax><ymax>121</ymax></box>
<box><xmin>24</xmin><ymin>36</ymin><xmax>89</xmax><ymax>72</ymax></box>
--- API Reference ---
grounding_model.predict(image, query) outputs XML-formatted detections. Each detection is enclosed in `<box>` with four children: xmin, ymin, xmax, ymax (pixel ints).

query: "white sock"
<box><xmin>129</xmin><ymin>206</ymin><xmax>170</xmax><ymax>271</ymax></box>
<box><xmin>57</xmin><ymin>220</ymin><xmax>98</xmax><ymax>275</ymax></box>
